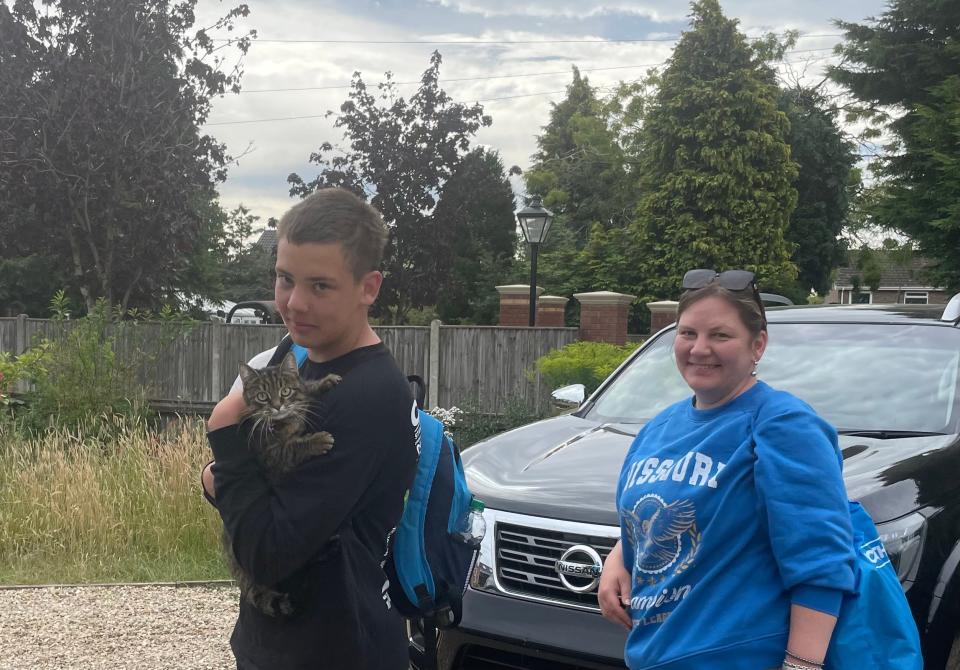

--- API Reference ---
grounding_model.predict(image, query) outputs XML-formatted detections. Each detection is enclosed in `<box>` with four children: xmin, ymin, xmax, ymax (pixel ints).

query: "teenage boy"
<box><xmin>202</xmin><ymin>188</ymin><xmax>419</xmax><ymax>670</ymax></box>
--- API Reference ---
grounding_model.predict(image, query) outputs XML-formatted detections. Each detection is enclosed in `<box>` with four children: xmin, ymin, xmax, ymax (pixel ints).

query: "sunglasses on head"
<box><xmin>682</xmin><ymin>269</ymin><xmax>767</xmax><ymax>322</ymax></box>
<box><xmin>682</xmin><ymin>269</ymin><xmax>757</xmax><ymax>292</ymax></box>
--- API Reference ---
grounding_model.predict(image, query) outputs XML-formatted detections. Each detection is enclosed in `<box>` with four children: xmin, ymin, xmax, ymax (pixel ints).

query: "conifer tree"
<box><xmin>780</xmin><ymin>86</ymin><xmax>857</xmax><ymax>299</ymax></box>
<box><xmin>631</xmin><ymin>0</ymin><xmax>798</xmax><ymax>299</ymax></box>
<box><xmin>522</xmin><ymin>68</ymin><xmax>635</xmax><ymax>312</ymax></box>
<box><xmin>830</xmin><ymin>0</ymin><xmax>960</xmax><ymax>288</ymax></box>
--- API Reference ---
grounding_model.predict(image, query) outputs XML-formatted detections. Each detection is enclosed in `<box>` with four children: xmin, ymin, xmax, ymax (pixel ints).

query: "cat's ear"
<box><xmin>238</xmin><ymin>363</ymin><xmax>256</xmax><ymax>385</ymax></box>
<box><xmin>280</xmin><ymin>351</ymin><xmax>299</xmax><ymax>375</ymax></box>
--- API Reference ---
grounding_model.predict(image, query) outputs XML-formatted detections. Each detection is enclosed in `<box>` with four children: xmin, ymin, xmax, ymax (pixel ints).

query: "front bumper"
<box><xmin>410</xmin><ymin>588</ymin><xmax>628</xmax><ymax>670</ymax></box>
<box><xmin>409</xmin><ymin>506</ymin><xmax>627</xmax><ymax>669</ymax></box>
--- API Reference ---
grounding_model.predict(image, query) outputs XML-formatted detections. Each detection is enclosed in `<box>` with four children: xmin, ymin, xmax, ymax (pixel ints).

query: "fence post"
<box><xmin>210</xmin><ymin>323</ymin><xmax>223</xmax><ymax>401</ymax></box>
<box><xmin>12</xmin><ymin>314</ymin><xmax>30</xmax><ymax>394</ymax></box>
<box><xmin>15</xmin><ymin>313</ymin><xmax>27</xmax><ymax>355</ymax></box>
<box><xmin>429</xmin><ymin>319</ymin><xmax>441</xmax><ymax>410</ymax></box>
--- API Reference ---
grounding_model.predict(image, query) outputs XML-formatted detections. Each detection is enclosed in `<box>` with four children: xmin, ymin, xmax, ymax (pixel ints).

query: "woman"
<box><xmin>598</xmin><ymin>269</ymin><xmax>855</xmax><ymax>670</ymax></box>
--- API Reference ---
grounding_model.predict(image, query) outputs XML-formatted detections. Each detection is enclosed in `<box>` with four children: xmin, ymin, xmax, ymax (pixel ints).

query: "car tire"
<box><xmin>947</xmin><ymin>631</ymin><xmax>960</xmax><ymax>670</ymax></box>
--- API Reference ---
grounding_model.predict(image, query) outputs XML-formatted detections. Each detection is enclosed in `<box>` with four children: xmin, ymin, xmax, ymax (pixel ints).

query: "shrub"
<box><xmin>0</xmin><ymin>343</ymin><xmax>51</xmax><ymax>424</ymax></box>
<box><xmin>12</xmin><ymin>294</ymin><xmax>194</xmax><ymax>437</ymax></box>
<box><xmin>535</xmin><ymin>340</ymin><xmax>640</xmax><ymax>395</ymax></box>
<box><xmin>17</xmin><ymin>299</ymin><xmax>152</xmax><ymax>435</ymax></box>
<box><xmin>444</xmin><ymin>395</ymin><xmax>546</xmax><ymax>449</ymax></box>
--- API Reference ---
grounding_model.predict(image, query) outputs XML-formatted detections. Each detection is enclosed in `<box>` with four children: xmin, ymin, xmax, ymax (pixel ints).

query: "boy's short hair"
<box><xmin>277</xmin><ymin>188</ymin><xmax>388</xmax><ymax>279</ymax></box>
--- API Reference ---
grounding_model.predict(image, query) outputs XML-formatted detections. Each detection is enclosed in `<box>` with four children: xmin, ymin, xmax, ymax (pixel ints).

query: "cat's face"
<box><xmin>238</xmin><ymin>352</ymin><xmax>309</xmax><ymax>421</ymax></box>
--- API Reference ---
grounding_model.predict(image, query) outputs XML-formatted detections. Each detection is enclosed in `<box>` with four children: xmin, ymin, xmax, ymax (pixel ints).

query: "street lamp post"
<box><xmin>516</xmin><ymin>196</ymin><xmax>554</xmax><ymax>327</ymax></box>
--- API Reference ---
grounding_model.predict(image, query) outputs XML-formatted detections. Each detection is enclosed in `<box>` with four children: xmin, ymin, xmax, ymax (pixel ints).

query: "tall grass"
<box><xmin>0</xmin><ymin>416</ymin><xmax>228</xmax><ymax>584</ymax></box>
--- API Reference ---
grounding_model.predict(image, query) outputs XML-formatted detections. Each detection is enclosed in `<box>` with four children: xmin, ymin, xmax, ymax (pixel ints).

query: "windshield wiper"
<box><xmin>838</xmin><ymin>430</ymin><xmax>947</xmax><ymax>439</ymax></box>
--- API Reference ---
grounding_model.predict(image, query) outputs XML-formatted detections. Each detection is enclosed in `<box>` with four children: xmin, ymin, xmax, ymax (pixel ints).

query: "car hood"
<box><xmin>463</xmin><ymin>415</ymin><xmax>637</xmax><ymax>526</ymax></box>
<box><xmin>463</xmin><ymin>414</ymin><xmax>960</xmax><ymax>526</ymax></box>
<box><xmin>842</xmin><ymin>433</ymin><xmax>960</xmax><ymax>522</ymax></box>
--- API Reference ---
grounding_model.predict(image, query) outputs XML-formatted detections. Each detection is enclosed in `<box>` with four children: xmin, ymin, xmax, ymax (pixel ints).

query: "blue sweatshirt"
<box><xmin>615</xmin><ymin>381</ymin><xmax>855</xmax><ymax>669</ymax></box>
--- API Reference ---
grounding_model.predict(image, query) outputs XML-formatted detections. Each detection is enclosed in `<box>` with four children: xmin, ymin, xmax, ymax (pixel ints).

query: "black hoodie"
<box><xmin>209</xmin><ymin>343</ymin><xmax>419</xmax><ymax>669</ymax></box>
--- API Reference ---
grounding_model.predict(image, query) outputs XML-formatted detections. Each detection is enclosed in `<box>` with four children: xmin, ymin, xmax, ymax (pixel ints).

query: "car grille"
<box><xmin>495</xmin><ymin>522</ymin><xmax>618</xmax><ymax>610</ymax></box>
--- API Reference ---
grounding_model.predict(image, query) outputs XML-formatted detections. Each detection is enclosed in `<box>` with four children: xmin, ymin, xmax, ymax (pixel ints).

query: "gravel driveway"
<box><xmin>0</xmin><ymin>584</ymin><xmax>240</xmax><ymax>669</ymax></box>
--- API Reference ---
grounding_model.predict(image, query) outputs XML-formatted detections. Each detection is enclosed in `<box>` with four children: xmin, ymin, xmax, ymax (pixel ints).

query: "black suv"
<box><xmin>409</xmin><ymin>298</ymin><xmax>960</xmax><ymax>670</ymax></box>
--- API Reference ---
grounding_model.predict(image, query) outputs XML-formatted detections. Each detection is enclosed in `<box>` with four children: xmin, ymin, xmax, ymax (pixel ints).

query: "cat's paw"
<box><xmin>303</xmin><ymin>431</ymin><xmax>335</xmax><ymax>455</ymax></box>
<box><xmin>249</xmin><ymin>588</ymin><xmax>294</xmax><ymax>618</ymax></box>
<box><xmin>277</xmin><ymin>593</ymin><xmax>294</xmax><ymax>617</ymax></box>
<box><xmin>309</xmin><ymin>373</ymin><xmax>342</xmax><ymax>395</ymax></box>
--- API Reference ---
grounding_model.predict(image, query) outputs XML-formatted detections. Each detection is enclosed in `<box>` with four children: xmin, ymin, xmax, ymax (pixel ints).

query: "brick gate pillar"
<box><xmin>574</xmin><ymin>291</ymin><xmax>636</xmax><ymax>345</ymax></box>
<box><xmin>647</xmin><ymin>300</ymin><xmax>680</xmax><ymax>333</ymax></box>
<box><xmin>496</xmin><ymin>285</ymin><xmax>544</xmax><ymax>326</ymax></box>
<box><xmin>536</xmin><ymin>295</ymin><xmax>569</xmax><ymax>327</ymax></box>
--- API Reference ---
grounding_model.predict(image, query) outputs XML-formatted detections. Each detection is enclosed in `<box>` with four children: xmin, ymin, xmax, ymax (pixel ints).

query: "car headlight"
<box><xmin>469</xmin><ymin>507</ymin><xmax>495</xmax><ymax>591</ymax></box>
<box><xmin>876</xmin><ymin>512</ymin><xmax>926</xmax><ymax>582</ymax></box>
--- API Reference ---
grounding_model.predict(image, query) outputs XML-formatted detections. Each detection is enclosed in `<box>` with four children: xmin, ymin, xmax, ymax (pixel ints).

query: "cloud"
<box><xmin>194</xmin><ymin>0</ymin><xmax>889</xmax><ymax>224</ymax></box>
<box><xmin>428</xmin><ymin>0</ymin><xmax>883</xmax><ymax>32</ymax></box>
<box><xmin>427</xmin><ymin>1</ymin><xmax>689</xmax><ymax>22</ymax></box>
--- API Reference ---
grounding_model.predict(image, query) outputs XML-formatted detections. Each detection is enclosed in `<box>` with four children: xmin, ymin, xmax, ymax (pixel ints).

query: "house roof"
<box><xmin>254</xmin><ymin>229</ymin><xmax>277</xmax><ymax>253</ymax></box>
<box><xmin>834</xmin><ymin>252</ymin><xmax>942</xmax><ymax>289</ymax></box>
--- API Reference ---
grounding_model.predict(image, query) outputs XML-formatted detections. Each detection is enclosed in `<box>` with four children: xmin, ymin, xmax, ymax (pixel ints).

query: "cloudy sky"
<box><xmin>195</xmin><ymin>0</ymin><xmax>890</xmax><ymax>228</ymax></box>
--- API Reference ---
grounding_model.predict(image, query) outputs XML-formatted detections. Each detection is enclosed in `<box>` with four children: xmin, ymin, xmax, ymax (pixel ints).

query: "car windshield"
<box><xmin>585</xmin><ymin>321</ymin><xmax>960</xmax><ymax>434</ymax></box>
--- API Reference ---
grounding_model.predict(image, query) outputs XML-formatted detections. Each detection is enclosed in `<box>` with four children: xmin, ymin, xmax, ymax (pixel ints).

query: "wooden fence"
<box><xmin>0</xmin><ymin>316</ymin><xmax>579</xmax><ymax>414</ymax></box>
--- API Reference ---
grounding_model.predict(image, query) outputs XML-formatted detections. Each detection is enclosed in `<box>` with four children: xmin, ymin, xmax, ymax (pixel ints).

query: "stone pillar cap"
<box><xmin>574</xmin><ymin>291</ymin><xmax>637</xmax><ymax>307</ymax></box>
<box><xmin>538</xmin><ymin>295</ymin><xmax>569</xmax><ymax>305</ymax></box>
<box><xmin>647</xmin><ymin>300</ymin><xmax>679</xmax><ymax>313</ymax></box>
<box><xmin>496</xmin><ymin>284</ymin><xmax>545</xmax><ymax>297</ymax></box>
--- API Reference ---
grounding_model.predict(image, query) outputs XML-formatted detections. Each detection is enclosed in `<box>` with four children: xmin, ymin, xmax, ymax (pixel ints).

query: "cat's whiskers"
<box><xmin>301</xmin><ymin>405</ymin><xmax>326</xmax><ymax>423</ymax></box>
<box><xmin>246</xmin><ymin>413</ymin><xmax>277</xmax><ymax>446</ymax></box>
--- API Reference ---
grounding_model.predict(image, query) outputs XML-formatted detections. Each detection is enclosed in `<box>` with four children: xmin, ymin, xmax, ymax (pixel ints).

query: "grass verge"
<box><xmin>0</xmin><ymin>417</ymin><xmax>228</xmax><ymax>585</ymax></box>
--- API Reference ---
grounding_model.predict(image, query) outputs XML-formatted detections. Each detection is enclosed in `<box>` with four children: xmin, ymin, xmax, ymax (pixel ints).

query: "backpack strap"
<box><xmin>267</xmin><ymin>334</ymin><xmax>298</xmax><ymax>367</ymax></box>
<box><xmin>408</xmin><ymin>375</ymin><xmax>426</xmax><ymax>410</ymax></box>
<box><xmin>267</xmin><ymin>335</ymin><xmax>310</xmax><ymax>370</ymax></box>
<box><xmin>288</xmin><ymin>342</ymin><xmax>309</xmax><ymax>368</ymax></box>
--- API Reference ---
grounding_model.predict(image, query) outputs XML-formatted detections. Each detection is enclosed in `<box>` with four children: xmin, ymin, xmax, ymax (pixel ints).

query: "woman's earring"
<box><xmin>751</xmin><ymin>359</ymin><xmax>758</xmax><ymax>377</ymax></box>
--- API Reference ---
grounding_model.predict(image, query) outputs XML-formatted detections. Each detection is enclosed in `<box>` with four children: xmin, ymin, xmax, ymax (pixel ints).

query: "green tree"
<box><xmin>433</xmin><ymin>148</ymin><xmax>517</xmax><ymax>324</ymax></box>
<box><xmin>525</xmin><ymin>67</ymin><xmax>633</xmax><ymax>244</ymax></box>
<box><xmin>780</xmin><ymin>85</ymin><xmax>858</xmax><ymax>298</ymax></box>
<box><xmin>0</xmin><ymin>255</ymin><xmax>69</xmax><ymax>317</ymax></box>
<box><xmin>830</xmin><ymin>0</ymin><xmax>960</xmax><ymax>288</ymax></box>
<box><xmin>0</xmin><ymin>0</ymin><xmax>254</xmax><ymax>312</ymax></box>
<box><xmin>288</xmin><ymin>52</ymin><xmax>491</xmax><ymax>324</ymax></box>
<box><xmin>180</xmin><ymin>204</ymin><xmax>276</xmax><ymax>309</ymax></box>
<box><xmin>521</xmin><ymin>68</ymin><xmax>638</xmax><ymax>320</ymax></box>
<box><xmin>855</xmin><ymin>245</ymin><xmax>884</xmax><ymax>292</ymax></box>
<box><xmin>630</xmin><ymin>0</ymin><xmax>798</xmax><ymax>300</ymax></box>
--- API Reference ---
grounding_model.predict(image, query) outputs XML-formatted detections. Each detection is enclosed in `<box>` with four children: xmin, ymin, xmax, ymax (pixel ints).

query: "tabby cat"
<box><xmin>222</xmin><ymin>351</ymin><xmax>341</xmax><ymax>617</ymax></box>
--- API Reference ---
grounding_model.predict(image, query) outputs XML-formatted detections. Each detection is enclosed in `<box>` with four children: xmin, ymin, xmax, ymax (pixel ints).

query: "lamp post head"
<box><xmin>516</xmin><ymin>195</ymin><xmax>554</xmax><ymax>245</ymax></box>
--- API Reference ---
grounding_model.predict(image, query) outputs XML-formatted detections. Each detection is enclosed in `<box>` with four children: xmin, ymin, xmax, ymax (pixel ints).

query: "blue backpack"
<box><xmin>387</xmin><ymin>374</ymin><xmax>479</xmax><ymax>629</ymax></box>
<box><xmin>825</xmin><ymin>501</ymin><xmax>923</xmax><ymax>670</ymax></box>
<box><xmin>272</xmin><ymin>339</ymin><xmax>479</xmax><ymax>630</ymax></box>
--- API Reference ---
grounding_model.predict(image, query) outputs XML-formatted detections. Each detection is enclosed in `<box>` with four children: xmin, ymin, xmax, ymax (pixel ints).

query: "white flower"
<box><xmin>428</xmin><ymin>405</ymin><xmax>464</xmax><ymax>428</ymax></box>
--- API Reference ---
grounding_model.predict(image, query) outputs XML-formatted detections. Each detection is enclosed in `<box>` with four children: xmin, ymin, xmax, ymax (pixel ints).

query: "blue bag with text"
<box><xmin>825</xmin><ymin>501</ymin><xmax>923</xmax><ymax>670</ymax></box>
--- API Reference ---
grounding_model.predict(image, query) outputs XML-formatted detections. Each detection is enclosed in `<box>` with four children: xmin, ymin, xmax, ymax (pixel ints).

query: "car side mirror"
<box><xmin>551</xmin><ymin>383</ymin><xmax>586</xmax><ymax>410</ymax></box>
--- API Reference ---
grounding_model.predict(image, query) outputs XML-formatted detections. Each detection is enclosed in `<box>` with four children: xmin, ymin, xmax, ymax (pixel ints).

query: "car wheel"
<box><xmin>947</xmin><ymin>631</ymin><xmax>960</xmax><ymax>670</ymax></box>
